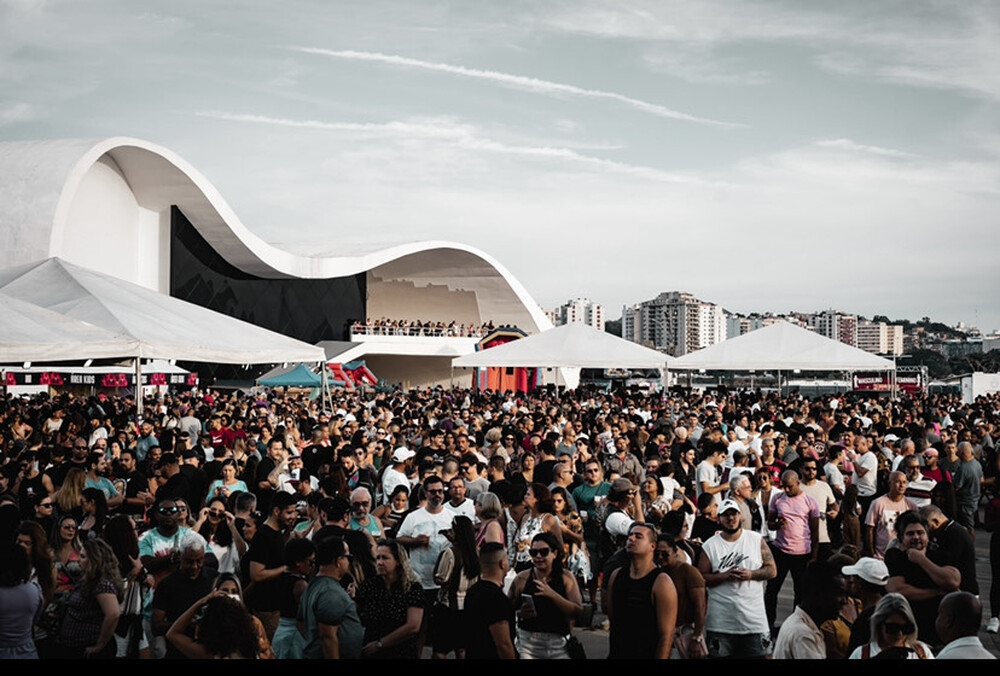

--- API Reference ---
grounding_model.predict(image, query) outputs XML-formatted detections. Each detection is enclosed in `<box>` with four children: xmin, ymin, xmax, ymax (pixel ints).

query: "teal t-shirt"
<box><xmin>299</xmin><ymin>576</ymin><xmax>363</xmax><ymax>659</ymax></box>
<box><xmin>572</xmin><ymin>481</ymin><xmax>611</xmax><ymax>539</ymax></box>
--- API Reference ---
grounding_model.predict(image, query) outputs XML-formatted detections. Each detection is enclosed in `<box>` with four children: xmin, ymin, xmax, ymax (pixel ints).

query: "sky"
<box><xmin>1</xmin><ymin>0</ymin><xmax>998</xmax><ymax>332</ymax></box>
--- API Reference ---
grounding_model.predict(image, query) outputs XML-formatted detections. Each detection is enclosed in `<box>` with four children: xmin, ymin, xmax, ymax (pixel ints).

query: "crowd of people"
<box><xmin>350</xmin><ymin>318</ymin><xmax>499</xmax><ymax>338</ymax></box>
<box><xmin>1</xmin><ymin>383</ymin><xmax>999</xmax><ymax>659</ymax></box>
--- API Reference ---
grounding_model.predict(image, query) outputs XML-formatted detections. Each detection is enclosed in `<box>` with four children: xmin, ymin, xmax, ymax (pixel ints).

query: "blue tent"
<box><xmin>256</xmin><ymin>363</ymin><xmax>322</xmax><ymax>388</ymax></box>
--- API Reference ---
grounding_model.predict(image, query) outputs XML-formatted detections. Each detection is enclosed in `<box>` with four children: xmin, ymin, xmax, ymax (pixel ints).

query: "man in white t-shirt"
<box><xmin>697</xmin><ymin>499</ymin><xmax>776</xmax><ymax>658</ymax></box>
<box><xmin>851</xmin><ymin>436</ymin><xmax>878</xmax><ymax>515</ymax></box>
<box><xmin>696</xmin><ymin>444</ymin><xmax>730</xmax><ymax>508</ymax></box>
<box><xmin>823</xmin><ymin>445</ymin><xmax>846</xmax><ymax>500</ymax></box>
<box><xmin>395</xmin><ymin>474</ymin><xmax>454</xmax><ymax>653</ymax></box>
<box><xmin>444</xmin><ymin>476</ymin><xmax>476</xmax><ymax>519</ymax></box>
<box><xmin>381</xmin><ymin>446</ymin><xmax>414</xmax><ymax>505</ymax></box>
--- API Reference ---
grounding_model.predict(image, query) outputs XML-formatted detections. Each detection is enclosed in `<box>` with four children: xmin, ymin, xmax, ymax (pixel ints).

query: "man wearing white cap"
<box><xmin>698</xmin><ymin>498</ymin><xmax>776</xmax><ymax>658</ymax></box>
<box><xmin>382</xmin><ymin>446</ymin><xmax>414</xmax><ymax>505</ymax></box>
<box><xmin>842</xmin><ymin>557</ymin><xmax>889</xmax><ymax>655</ymax></box>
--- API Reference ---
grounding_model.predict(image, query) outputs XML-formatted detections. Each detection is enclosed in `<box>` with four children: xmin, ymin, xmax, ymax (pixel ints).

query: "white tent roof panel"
<box><xmin>0</xmin><ymin>258</ymin><xmax>325</xmax><ymax>364</ymax></box>
<box><xmin>670</xmin><ymin>321</ymin><xmax>896</xmax><ymax>371</ymax></box>
<box><xmin>452</xmin><ymin>322</ymin><xmax>673</xmax><ymax>370</ymax></box>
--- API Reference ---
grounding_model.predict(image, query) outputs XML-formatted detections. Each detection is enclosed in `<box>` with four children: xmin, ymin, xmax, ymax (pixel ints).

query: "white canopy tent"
<box><xmin>0</xmin><ymin>258</ymin><xmax>327</xmax><ymax>412</ymax></box>
<box><xmin>0</xmin><ymin>292</ymin><xmax>133</xmax><ymax>362</ymax></box>
<box><xmin>670</xmin><ymin>321</ymin><xmax>896</xmax><ymax>372</ymax></box>
<box><xmin>453</xmin><ymin>322</ymin><xmax>673</xmax><ymax>389</ymax></box>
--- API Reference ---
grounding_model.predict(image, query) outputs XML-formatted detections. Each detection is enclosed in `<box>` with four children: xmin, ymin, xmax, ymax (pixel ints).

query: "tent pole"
<box><xmin>135</xmin><ymin>358</ymin><xmax>143</xmax><ymax>420</ymax></box>
<box><xmin>321</xmin><ymin>361</ymin><xmax>329</xmax><ymax>413</ymax></box>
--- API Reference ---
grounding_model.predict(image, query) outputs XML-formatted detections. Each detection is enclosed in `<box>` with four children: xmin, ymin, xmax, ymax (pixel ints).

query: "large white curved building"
<box><xmin>0</xmin><ymin>137</ymin><xmax>552</xmax><ymax>387</ymax></box>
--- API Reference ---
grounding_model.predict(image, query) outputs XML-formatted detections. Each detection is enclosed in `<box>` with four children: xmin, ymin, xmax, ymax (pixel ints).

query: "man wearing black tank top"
<box><xmin>607</xmin><ymin>522</ymin><xmax>678</xmax><ymax>659</ymax></box>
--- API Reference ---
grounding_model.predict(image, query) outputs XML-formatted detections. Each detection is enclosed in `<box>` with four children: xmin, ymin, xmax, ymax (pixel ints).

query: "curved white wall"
<box><xmin>55</xmin><ymin>156</ymin><xmax>158</xmax><ymax>290</ymax></box>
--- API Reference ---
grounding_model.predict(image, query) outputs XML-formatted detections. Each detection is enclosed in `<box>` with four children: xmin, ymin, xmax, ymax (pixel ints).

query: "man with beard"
<box><xmin>85</xmin><ymin>452</ymin><xmax>123</xmax><ymax>510</ymax></box>
<box><xmin>116</xmin><ymin>448</ymin><xmax>151</xmax><ymax>517</ymax></box>
<box><xmin>765</xmin><ymin>470</ymin><xmax>820</xmax><ymax>633</ymax></box>
<box><xmin>135</xmin><ymin>420</ymin><xmax>160</xmax><ymax>463</ymax></box>
<box><xmin>607</xmin><ymin>522</ymin><xmax>677</xmax><ymax>659</ymax></box>
<box><xmin>255</xmin><ymin>437</ymin><xmax>288</xmax><ymax>514</ymax></box>
<box><xmin>140</xmin><ymin>496</ymin><xmax>202</xmax><ymax>586</ymax></box>
<box><xmin>46</xmin><ymin>437</ymin><xmax>89</xmax><ymax>489</ymax></box>
<box><xmin>885</xmin><ymin>509</ymin><xmax>960</xmax><ymax>647</ymax></box>
<box><xmin>395</xmin><ymin>474</ymin><xmax>454</xmax><ymax>654</ymax></box>
<box><xmin>247</xmin><ymin>491</ymin><xmax>299</xmax><ymax>639</ymax></box>
<box><xmin>698</xmin><ymin>499</ymin><xmax>776</xmax><ymax>658</ymax></box>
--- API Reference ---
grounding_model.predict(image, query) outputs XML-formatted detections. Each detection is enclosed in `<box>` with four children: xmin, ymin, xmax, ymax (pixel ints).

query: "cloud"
<box><xmin>642</xmin><ymin>48</ymin><xmax>771</xmax><ymax>86</ymax></box>
<box><xmin>536</xmin><ymin>1</ymin><xmax>1000</xmax><ymax>100</ymax></box>
<box><xmin>814</xmin><ymin>139</ymin><xmax>916</xmax><ymax>158</ymax></box>
<box><xmin>288</xmin><ymin>47</ymin><xmax>745</xmax><ymax>128</ymax></box>
<box><xmin>197</xmin><ymin>110</ymin><xmax>721</xmax><ymax>185</ymax></box>
<box><xmin>196</xmin><ymin>110</ymin><xmax>473</xmax><ymax>140</ymax></box>
<box><xmin>0</xmin><ymin>101</ymin><xmax>38</xmax><ymax>125</ymax></box>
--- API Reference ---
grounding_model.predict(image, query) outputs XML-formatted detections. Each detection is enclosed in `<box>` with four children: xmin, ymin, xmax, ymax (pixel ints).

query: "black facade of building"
<box><xmin>170</xmin><ymin>206</ymin><xmax>366</xmax><ymax>345</ymax></box>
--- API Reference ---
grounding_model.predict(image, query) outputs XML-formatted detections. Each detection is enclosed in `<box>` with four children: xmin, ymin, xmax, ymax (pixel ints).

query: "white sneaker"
<box><xmin>987</xmin><ymin>617</ymin><xmax>999</xmax><ymax>633</ymax></box>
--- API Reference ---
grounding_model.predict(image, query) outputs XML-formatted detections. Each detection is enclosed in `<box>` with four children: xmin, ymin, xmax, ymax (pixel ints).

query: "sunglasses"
<box><xmin>529</xmin><ymin>547</ymin><xmax>551</xmax><ymax>558</ymax></box>
<box><xmin>882</xmin><ymin>622</ymin><xmax>914</xmax><ymax>635</ymax></box>
<box><xmin>157</xmin><ymin>506</ymin><xmax>180</xmax><ymax>514</ymax></box>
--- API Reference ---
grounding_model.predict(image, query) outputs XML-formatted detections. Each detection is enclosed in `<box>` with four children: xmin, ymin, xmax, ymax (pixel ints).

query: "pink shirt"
<box><xmin>773</xmin><ymin>491</ymin><xmax>821</xmax><ymax>555</ymax></box>
<box><xmin>864</xmin><ymin>495</ymin><xmax>917</xmax><ymax>559</ymax></box>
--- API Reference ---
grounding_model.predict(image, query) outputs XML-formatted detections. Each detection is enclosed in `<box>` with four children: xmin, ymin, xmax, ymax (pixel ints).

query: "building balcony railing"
<box><xmin>350</xmin><ymin>320</ymin><xmax>500</xmax><ymax>340</ymax></box>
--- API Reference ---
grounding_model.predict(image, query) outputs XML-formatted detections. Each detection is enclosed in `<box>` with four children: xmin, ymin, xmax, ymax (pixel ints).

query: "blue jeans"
<box><xmin>706</xmin><ymin>631</ymin><xmax>772</xmax><ymax>658</ymax></box>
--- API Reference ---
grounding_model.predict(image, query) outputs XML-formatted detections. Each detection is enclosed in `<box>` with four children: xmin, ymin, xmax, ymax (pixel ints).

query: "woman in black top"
<box><xmin>271</xmin><ymin>538</ymin><xmax>314</xmax><ymax>660</ymax></box>
<box><xmin>507</xmin><ymin>532</ymin><xmax>582</xmax><ymax>659</ymax></box>
<box><xmin>356</xmin><ymin>539</ymin><xmax>424</xmax><ymax>659</ymax></box>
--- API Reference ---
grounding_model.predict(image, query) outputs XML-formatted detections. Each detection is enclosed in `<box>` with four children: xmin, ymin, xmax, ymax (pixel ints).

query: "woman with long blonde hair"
<box><xmin>53</xmin><ymin>468</ymin><xmax>86</xmax><ymax>521</ymax></box>
<box><xmin>51</xmin><ymin>514</ymin><xmax>83</xmax><ymax>594</ymax></box>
